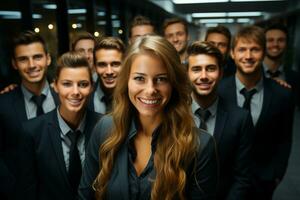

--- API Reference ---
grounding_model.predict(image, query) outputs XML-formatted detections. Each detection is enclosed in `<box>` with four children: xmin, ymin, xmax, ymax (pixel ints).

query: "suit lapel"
<box><xmin>13</xmin><ymin>88</ymin><xmax>28</xmax><ymax>121</ymax></box>
<box><xmin>214</xmin><ymin>100</ymin><xmax>228</xmax><ymax>145</ymax></box>
<box><xmin>47</xmin><ymin>111</ymin><xmax>71</xmax><ymax>190</ymax></box>
<box><xmin>83</xmin><ymin>111</ymin><xmax>100</xmax><ymax>148</ymax></box>
<box><xmin>255</xmin><ymin>79</ymin><xmax>272</xmax><ymax>128</ymax></box>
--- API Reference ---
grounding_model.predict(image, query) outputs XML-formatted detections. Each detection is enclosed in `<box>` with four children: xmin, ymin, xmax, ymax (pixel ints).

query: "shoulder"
<box><xmin>22</xmin><ymin>110</ymin><xmax>56</xmax><ymax>134</ymax></box>
<box><xmin>90</xmin><ymin>115</ymin><xmax>114</xmax><ymax>143</ymax></box>
<box><xmin>264</xmin><ymin>78</ymin><xmax>293</xmax><ymax>99</ymax></box>
<box><xmin>0</xmin><ymin>87</ymin><xmax>21</xmax><ymax>103</ymax></box>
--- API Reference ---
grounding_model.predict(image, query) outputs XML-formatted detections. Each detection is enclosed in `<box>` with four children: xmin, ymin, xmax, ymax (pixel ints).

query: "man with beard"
<box><xmin>163</xmin><ymin>17</ymin><xmax>189</xmax><ymax>64</ymax></box>
<box><xmin>87</xmin><ymin>37</ymin><xmax>125</xmax><ymax>114</ymax></box>
<box><xmin>187</xmin><ymin>41</ymin><xmax>254</xmax><ymax>199</ymax></box>
<box><xmin>218</xmin><ymin>25</ymin><xmax>295</xmax><ymax>199</ymax></box>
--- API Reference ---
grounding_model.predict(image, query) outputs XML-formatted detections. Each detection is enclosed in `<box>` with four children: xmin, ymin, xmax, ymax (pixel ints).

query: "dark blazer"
<box><xmin>218</xmin><ymin>75</ymin><xmax>294</xmax><ymax>182</ymax></box>
<box><xmin>207</xmin><ymin>98</ymin><xmax>254</xmax><ymax>200</ymax></box>
<box><xmin>19</xmin><ymin>109</ymin><xmax>102</xmax><ymax>200</ymax></box>
<box><xmin>0</xmin><ymin>86</ymin><xmax>59</xmax><ymax>199</ymax></box>
<box><xmin>79</xmin><ymin>115</ymin><xmax>218</xmax><ymax>200</ymax></box>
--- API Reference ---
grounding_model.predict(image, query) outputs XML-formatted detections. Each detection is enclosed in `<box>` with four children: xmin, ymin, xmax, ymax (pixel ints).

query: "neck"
<box><xmin>59</xmin><ymin>108</ymin><xmax>85</xmax><ymax>130</ymax></box>
<box><xmin>264</xmin><ymin>56</ymin><xmax>283</xmax><ymax>72</ymax></box>
<box><xmin>236</xmin><ymin>69</ymin><xmax>262</xmax><ymax>90</ymax></box>
<box><xmin>179</xmin><ymin>51</ymin><xmax>188</xmax><ymax>63</ymax></box>
<box><xmin>22</xmin><ymin>78</ymin><xmax>46</xmax><ymax>96</ymax></box>
<box><xmin>192</xmin><ymin>92</ymin><xmax>217</xmax><ymax>109</ymax></box>
<box><xmin>100</xmin><ymin>82</ymin><xmax>113</xmax><ymax>96</ymax></box>
<box><xmin>138</xmin><ymin>115</ymin><xmax>162</xmax><ymax>137</ymax></box>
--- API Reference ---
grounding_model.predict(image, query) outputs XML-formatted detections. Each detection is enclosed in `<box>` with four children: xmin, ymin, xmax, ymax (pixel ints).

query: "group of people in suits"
<box><xmin>0</xmin><ymin>15</ymin><xmax>296</xmax><ymax>200</ymax></box>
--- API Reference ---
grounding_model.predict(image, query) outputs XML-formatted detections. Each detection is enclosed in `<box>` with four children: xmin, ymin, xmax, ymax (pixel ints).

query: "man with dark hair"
<box><xmin>129</xmin><ymin>15</ymin><xmax>155</xmax><ymax>44</ymax></box>
<box><xmin>218</xmin><ymin>25</ymin><xmax>295</xmax><ymax>199</ymax></box>
<box><xmin>0</xmin><ymin>30</ymin><xmax>59</xmax><ymax>199</ymax></box>
<box><xmin>163</xmin><ymin>17</ymin><xmax>189</xmax><ymax>64</ymax></box>
<box><xmin>263</xmin><ymin>23</ymin><xmax>299</xmax><ymax>105</ymax></box>
<box><xmin>205</xmin><ymin>25</ymin><xmax>236</xmax><ymax>77</ymax></box>
<box><xmin>71</xmin><ymin>31</ymin><xmax>97</xmax><ymax>81</ymax></box>
<box><xmin>187</xmin><ymin>41</ymin><xmax>254</xmax><ymax>199</ymax></box>
<box><xmin>88</xmin><ymin>37</ymin><xmax>125</xmax><ymax>114</ymax></box>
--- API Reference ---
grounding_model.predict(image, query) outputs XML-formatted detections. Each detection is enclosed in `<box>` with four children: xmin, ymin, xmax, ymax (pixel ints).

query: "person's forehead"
<box><xmin>165</xmin><ymin>23</ymin><xmax>185</xmax><ymax>33</ymax></box>
<box><xmin>15</xmin><ymin>42</ymin><xmax>45</xmax><ymax>55</ymax></box>
<box><xmin>266</xmin><ymin>29</ymin><xmax>287</xmax><ymax>38</ymax></box>
<box><xmin>75</xmin><ymin>39</ymin><xmax>95</xmax><ymax>49</ymax></box>
<box><xmin>207</xmin><ymin>33</ymin><xmax>228</xmax><ymax>42</ymax></box>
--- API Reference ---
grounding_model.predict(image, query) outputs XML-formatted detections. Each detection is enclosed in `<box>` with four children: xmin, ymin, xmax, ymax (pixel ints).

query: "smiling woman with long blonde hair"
<box><xmin>79</xmin><ymin>35</ymin><xmax>218</xmax><ymax>200</ymax></box>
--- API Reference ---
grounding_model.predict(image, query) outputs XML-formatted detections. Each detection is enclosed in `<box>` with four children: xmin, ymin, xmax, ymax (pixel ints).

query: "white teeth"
<box><xmin>68</xmin><ymin>99</ymin><xmax>81</xmax><ymax>105</ymax></box>
<box><xmin>140</xmin><ymin>98</ymin><xmax>161</xmax><ymax>105</ymax></box>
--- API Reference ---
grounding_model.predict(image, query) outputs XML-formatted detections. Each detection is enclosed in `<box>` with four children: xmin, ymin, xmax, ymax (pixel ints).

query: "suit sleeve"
<box><xmin>17</xmin><ymin>123</ymin><xmax>37</xmax><ymax>200</ymax></box>
<box><xmin>226</xmin><ymin>111</ymin><xmax>254</xmax><ymax>200</ymax></box>
<box><xmin>78</xmin><ymin>117</ymin><xmax>111</xmax><ymax>200</ymax></box>
<box><xmin>188</xmin><ymin>131</ymin><xmax>218</xmax><ymax>200</ymax></box>
<box><xmin>272</xmin><ymin>91</ymin><xmax>295</xmax><ymax>180</ymax></box>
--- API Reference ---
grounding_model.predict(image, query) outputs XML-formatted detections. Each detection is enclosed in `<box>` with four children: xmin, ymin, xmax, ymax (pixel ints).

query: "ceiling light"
<box><xmin>192</xmin><ymin>12</ymin><xmax>226</xmax><ymax>18</ymax></box>
<box><xmin>173</xmin><ymin>0</ymin><xmax>228</xmax><ymax>4</ymax></box>
<box><xmin>228</xmin><ymin>12</ymin><xmax>262</xmax><ymax>17</ymax></box>
<box><xmin>68</xmin><ymin>9</ymin><xmax>86</xmax><ymax>14</ymax></box>
<box><xmin>43</xmin><ymin>4</ymin><xmax>57</xmax><ymax>9</ymax></box>
<box><xmin>199</xmin><ymin>18</ymin><xmax>234</xmax><ymax>23</ymax></box>
<box><xmin>236</xmin><ymin>18</ymin><xmax>251</xmax><ymax>23</ymax></box>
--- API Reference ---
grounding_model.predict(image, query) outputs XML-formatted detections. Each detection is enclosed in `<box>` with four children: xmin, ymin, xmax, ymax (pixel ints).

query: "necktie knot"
<box><xmin>31</xmin><ymin>94</ymin><xmax>46</xmax><ymax>116</ymax></box>
<box><xmin>240</xmin><ymin>88</ymin><xmax>257</xmax><ymax>110</ymax></box>
<box><xmin>195</xmin><ymin>108</ymin><xmax>211</xmax><ymax>130</ymax></box>
<box><xmin>267</xmin><ymin>70</ymin><xmax>281</xmax><ymax>78</ymax></box>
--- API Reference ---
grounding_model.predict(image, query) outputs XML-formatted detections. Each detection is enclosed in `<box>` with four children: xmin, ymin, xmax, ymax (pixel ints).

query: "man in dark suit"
<box><xmin>218</xmin><ymin>25</ymin><xmax>295</xmax><ymax>199</ymax></box>
<box><xmin>88</xmin><ymin>37</ymin><xmax>125</xmax><ymax>114</ymax></box>
<box><xmin>263</xmin><ymin>23</ymin><xmax>300</xmax><ymax>106</ymax></box>
<box><xmin>0</xmin><ymin>31</ymin><xmax>58</xmax><ymax>199</ymax></box>
<box><xmin>187</xmin><ymin>41</ymin><xmax>254</xmax><ymax>199</ymax></box>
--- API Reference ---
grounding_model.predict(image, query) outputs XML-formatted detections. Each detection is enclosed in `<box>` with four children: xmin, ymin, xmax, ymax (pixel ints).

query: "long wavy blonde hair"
<box><xmin>93</xmin><ymin>35</ymin><xmax>199</xmax><ymax>200</ymax></box>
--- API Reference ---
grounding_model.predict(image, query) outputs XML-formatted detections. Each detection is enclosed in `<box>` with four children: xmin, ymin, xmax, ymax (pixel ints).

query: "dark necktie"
<box><xmin>195</xmin><ymin>108</ymin><xmax>211</xmax><ymax>131</ymax></box>
<box><xmin>267</xmin><ymin>70</ymin><xmax>281</xmax><ymax>78</ymax></box>
<box><xmin>68</xmin><ymin>130</ymin><xmax>82</xmax><ymax>192</ymax></box>
<box><xmin>31</xmin><ymin>94</ymin><xmax>46</xmax><ymax>116</ymax></box>
<box><xmin>240</xmin><ymin>88</ymin><xmax>257</xmax><ymax>111</ymax></box>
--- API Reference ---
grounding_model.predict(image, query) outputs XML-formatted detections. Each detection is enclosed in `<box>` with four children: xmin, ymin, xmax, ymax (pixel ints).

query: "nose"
<box><xmin>72</xmin><ymin>84</ymin><xmax>80</xmax><ymax>95</ymax></box>
<box><xmin>199</xmin><ymin>70</ymin><xmax>208</xmax><ymax>80</ymax></box>
<box><xmin>29</xmin><ymin>58</ymin><xmax>35</xmax><ymax>68</ymax></box>
<box><xmin>145</xmin><ymin>81</ymin><xmax>157</xmax><ymax>95</ymax></box>
<box><xmin>106</xmin><ymin>66</ymin><xmax>113</xmax><ymax>75</ymax></box>
<box><xmin>245</xmin><ymin>50</ymin><xmax>252</xmax><ymax>59</ymax></box>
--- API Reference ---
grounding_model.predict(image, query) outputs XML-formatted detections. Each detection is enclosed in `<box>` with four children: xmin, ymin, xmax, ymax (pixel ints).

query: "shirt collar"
<box><xmin>235</xmin><ymin>74</ymin><xmax>263</xmax><ymax>93</ymax></box>
<box><xmin>21</xmin><ymin>80</ymin><xmax>50</xmax><ymax>101</ymax></box>
<box><xmin>56</xmin><ymin>107</ymin><xmax>87</xmax><ymax>136</ymax></box>
<box><xmin>192</xmin><ymin>96</ymin><xmax>218</xmax><ymax>117</ymax></box>
<box><xmin>263</xmin><ymin>62</ymin><xmax>284</xmax><ymax>73</ymax></box>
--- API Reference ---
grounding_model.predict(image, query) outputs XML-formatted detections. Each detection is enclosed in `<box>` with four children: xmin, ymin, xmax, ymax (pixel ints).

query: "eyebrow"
<box><xmin>132</xmin><ymin>72</ymin><xmax>168</xmax><ymax>76</ymax></box>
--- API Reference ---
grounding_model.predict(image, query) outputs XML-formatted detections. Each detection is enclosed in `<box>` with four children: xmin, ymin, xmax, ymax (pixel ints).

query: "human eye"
<box><xmin>238</xmin><ymin>47</ymin><xmax>246</xmax><ymax>53</ymax></box>
<box><xmin>156</xmin><ymin>76</ymin><xmax>168</xmax><ymax>84</ymax></box>
<box><xmin>133</xmin><ymin>76</ymin><xmax>144</xmax><ymax>82</ymax></box>
<box><xmin>96</xmin><ymin>62</ymin><xmax>107</xmax><ymax>68</ymax></box>
<box><xmin>207</xmin><ymin>65</ymin><xmax>217</xmax><ymax>72</ymax></box>
<box><xmin>111</xmin><ymin>61</ymin><xmax>121</xmax><ymax>68</ymax></box>
<box><xmin>191</xmin><ymin>66</ymin><xmax>201</xmax><ymax>72</ymax></box>
<box><xmin>33</xmin><ymin>54</ymin><xmax>44</xmax><ymax>60</ymax></box>
<box><xmin>16</xmin><ymin>56</ymin><xmax>27</xmax><ymax>63</ymax></box>
<box><xmin>61</xmin><ymin>81</ymin><xmax>72</xmax><ymax>87</ymax></box>
<box><xmin>78</xmin><ymin>81</ymin><xmax>90</xmax><ymax>88</ymax></box>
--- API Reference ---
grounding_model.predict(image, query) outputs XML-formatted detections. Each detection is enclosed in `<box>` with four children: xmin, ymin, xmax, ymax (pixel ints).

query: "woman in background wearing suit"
<box><xmin>19</xmin><ymin>52</ymin><xmax>102</xmax><ymax>200</ymax></box>
<box><xmin>79</xmin><ymin>35</ymin><xmax>218</xmax><ymax>200</ymax></box>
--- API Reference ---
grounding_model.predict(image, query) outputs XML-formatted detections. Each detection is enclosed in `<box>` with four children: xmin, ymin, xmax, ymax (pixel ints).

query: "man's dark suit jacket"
<box><xmin>0</xmin><ymin>86</ymin><xmax>59</xmax><ymax>199</ymax></box>
<box><xmin>212</xmin><ymin>98</ymin><xmax>254</xmax><ymax>199</ymax></box>
<box><xmin>218</xmin><ymin>75</ymin><xmax>294</xmax><ymax>182</ymax></box>
<box><xmin>19</xmin><ymin>109</ymin><xmax>102</xmax><ymax>200</ymax></box>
